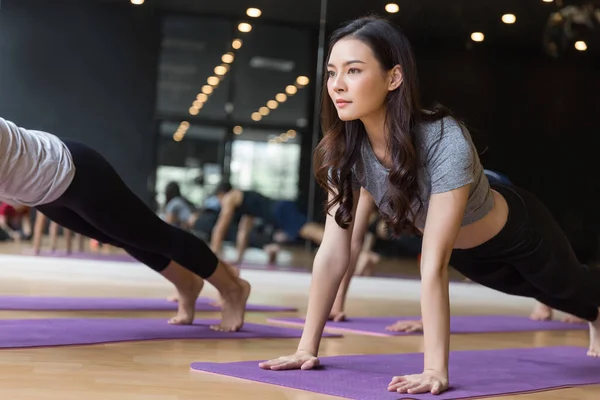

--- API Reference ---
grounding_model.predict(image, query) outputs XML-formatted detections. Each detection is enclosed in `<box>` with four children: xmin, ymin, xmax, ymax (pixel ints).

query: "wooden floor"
<box><xmin>0</xmin><ymin>239</ymin><xmax>598</xmax><ymax>400</ymax></box>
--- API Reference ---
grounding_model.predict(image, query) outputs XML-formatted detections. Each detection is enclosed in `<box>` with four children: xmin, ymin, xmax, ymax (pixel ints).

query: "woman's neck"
<box><xmin>361</xmin><ymin>108</ymin><xmax>387</xmax><ymax>150</ymax></box>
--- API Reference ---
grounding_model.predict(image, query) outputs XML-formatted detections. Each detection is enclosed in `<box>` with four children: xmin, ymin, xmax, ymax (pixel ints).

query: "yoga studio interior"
<box><xmin>0</xmin><ymin>0</ymin><xmax>599</xmax><ymax>399</ymax></box>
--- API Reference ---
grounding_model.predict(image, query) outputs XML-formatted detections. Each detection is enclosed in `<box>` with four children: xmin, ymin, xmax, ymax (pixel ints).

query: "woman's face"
<box><xmin>326</xmin><ymin>38</ymin><xmax>398</xmax><ymax>122</ymax></box>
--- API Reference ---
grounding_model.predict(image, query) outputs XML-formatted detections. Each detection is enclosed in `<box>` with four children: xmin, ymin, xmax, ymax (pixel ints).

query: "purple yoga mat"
<box><xmin>267</xmin><ymin>315</ymin><xmax>587</xmax><ymax>337</ymax></box>
<box><xmin>191</xmin><ymin>346</ymin><xmax>600</xmax><ymax>400</ymax></box>
<box><xmin>0</xmin><ymin>296</ymin><xmax>296</xmax><ymax>312</ymax></box>
<box><xmin>0</xmin><ymin>318</ymin><xmax>340</xmax><ymax>348</ymax></box>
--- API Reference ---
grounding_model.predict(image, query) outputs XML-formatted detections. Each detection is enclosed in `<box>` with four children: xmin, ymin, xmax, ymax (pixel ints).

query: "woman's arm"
<box><xmin>259</xmin><ymin>187</ymin><xmax>360</xmax><ymax>369</ymax></box>
<box><xmin>330</xmin><ymin>188</ymin><xmax>376</xmax><ymax>319</ymax></box>
<box><xmin>297</xmin><ymin>187</ymin><xmax>363</xmax><ymax>356</ymax></box>
<box><xmin>421</xmin><ymin>186</ymin><xmax>469</xmax><ymax>372</ymax></box>
<box><xmin>210</xmin><ymin>192</ymin><xmax>239</xmax><ymax>254</ymax></box>
<box><xmin>32</xmin><ymin>211</ymin><xmax>47</xmax><ymax>254</ymax></box>
<box><xmin>389</xmin><ymin>184</ymin><xmax>469</xmax><ymax>395</ymax></box>
<box><xmin>235</xmin><ymin>215</ymin><xmax>254</xmax><ymax>264</ymax></box>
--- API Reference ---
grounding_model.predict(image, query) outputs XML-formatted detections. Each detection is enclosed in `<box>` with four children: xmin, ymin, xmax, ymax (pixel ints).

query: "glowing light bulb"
<box><xmin>575</xmin><ymin>41</ymin><xmax>587</xmax><ymax>51</ymax></box>
<box><xmin>502</xmin><ymin>14</ymin><xmax>516</xmax><ymax>24</ymax></box>
<box><xmin>471</xmin><ymin>32</ymin><xmax>484</xmax><ymax>42</ymax></box>
<box><xmin>238</xmin><ymin>23</ymin><xmax>252</xmax><ymax>33</ymax></box>
<box><xmin>246</xmin><ymin>8</ymin><xmax>262</xmax><ymax>18</ymax></box>
<box><xmin>385</xmin><ymin>3</ymin><xmax>399</xmax><ymax>13</ymax></box>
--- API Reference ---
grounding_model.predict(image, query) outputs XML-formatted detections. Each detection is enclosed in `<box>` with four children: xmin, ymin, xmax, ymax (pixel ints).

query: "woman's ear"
<box><xmin>388</xmin><ymin>65</ymin><xmax>403</xmax><ymax>91</ymax></box>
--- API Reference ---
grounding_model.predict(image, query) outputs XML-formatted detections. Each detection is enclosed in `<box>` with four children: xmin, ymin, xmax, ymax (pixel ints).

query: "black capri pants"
<box><xmin>450</xmin><ymin>183</ymin><xmax>600</xmax><ymax>322</ymax></box>
<box><xmin>35</xmin><ymin>140</ymin><xmax>219</xmax><ymax>278</ymax></box>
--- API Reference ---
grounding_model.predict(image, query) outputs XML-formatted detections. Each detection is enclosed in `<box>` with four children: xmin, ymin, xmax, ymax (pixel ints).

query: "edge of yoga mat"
<box><xmin>0</xmin><ymin>295</ymin><xmax>298</xmax><ymax>312</ymax></box>
<box><xmin>266</xmin><ymin>317</ymin><xmax>406</xmax><ymax>337</ymax></box>
<box><xmin>189</xmin><ymin>346</ymin><xmax>598</xmax><ymax>400</ymax></box>
<box><xmin>189</xmin><ymin>369</ymin><xmax>587</xmax><ymax>400</ymax></box>
<box><xmin>0</xmin><ymin>318</ymin><xmax>343</xmax><ymax>349</ymax></box>
<box><xmin>266</xmin><ymin>315</ymin><xmax>588</xmax><ymax>337</ymax></box>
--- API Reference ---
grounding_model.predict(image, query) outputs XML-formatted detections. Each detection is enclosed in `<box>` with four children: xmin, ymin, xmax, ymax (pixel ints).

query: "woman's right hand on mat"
<box><xmin>385</xmin><ymin>319</ymin><xmax>423</xmax><ymax>332</ymax></box>
<box><xmin>258</xmin><ymin>350</ymin><xmax>319</xmax><ymax>370</ymax></box>
<box><xmin>388</xmin><ymin>370</ymin><xmax>449</xmax><ymax>395</ymax></box>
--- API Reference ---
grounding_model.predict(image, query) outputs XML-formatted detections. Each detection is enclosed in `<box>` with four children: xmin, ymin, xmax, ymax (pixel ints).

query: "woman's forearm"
<box><xmin>331</xmin><ymin>239</ymin><xmax>363</xmax><ymax>311</ymax></box>
<box><xmin>297</xmin><ymin>249</ymin><xmax>350</xmax><ymax>355</ymax></box>
<box><xmin>420</xmin><ymin>266</ymin><xmax>450</xmax><ymax>374</ymax></box>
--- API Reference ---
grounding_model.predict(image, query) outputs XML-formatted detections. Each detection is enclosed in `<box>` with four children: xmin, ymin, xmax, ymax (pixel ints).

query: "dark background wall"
<box><xmin>417</xmin><ymin>43</ymin><xmax>600</xmax><ymax>230</ymax></box>
<box><xmin>0</xmin><ymin>0</ymin><xmax>161</xmax><ymax>204</ymax></box>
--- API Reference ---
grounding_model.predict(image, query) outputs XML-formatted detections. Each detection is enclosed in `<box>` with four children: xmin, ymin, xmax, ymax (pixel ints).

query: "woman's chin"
<box><xmin>336</xmin><ymin>111</ymin><xmax>359</xmax><ymax>121</ymax></box>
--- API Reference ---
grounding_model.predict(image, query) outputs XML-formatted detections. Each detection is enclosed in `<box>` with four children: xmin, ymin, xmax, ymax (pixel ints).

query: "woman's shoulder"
<box><xmin>416</xmin><ymin>115</ymin><xmax>473</xmax><ymax>156</ymax></box>
<box><xmin>417</xmin><ymin>115</ymin><xmax>467</xmax><ymax>144</ymax></box>
<box><xmin>165</xmin><ymin>196</ymin><xmax>188</xmax><ymax>212</ymax></box>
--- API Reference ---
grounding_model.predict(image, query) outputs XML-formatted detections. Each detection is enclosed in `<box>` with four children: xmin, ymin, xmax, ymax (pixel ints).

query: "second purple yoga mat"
<box><xmin>267</xmin><ymin>315</ymin><xmax>587</xmax><ymax>336</ymax></box>
<box><xmin>0</xmin><ymin>296</ymin><xmax>296</xmax><ymax>312</ymax></box>
<box><xmin>191</xmin><ymin>346</ymin><xmax>600</xmax><ymax>399</ymax></box>
<box><xmin>0</xmin><ymin>318</ymin><xmax>340</xmax><ymax>348</ymax></box>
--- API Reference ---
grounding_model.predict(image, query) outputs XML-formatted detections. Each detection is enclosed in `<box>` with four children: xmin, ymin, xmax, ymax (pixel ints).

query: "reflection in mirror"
<box><xmin>156</xmin><ymin>121</ymin><xmax>225</xmax><ymax>212</ymax></box>
<box><xmin>153</xmin><ymin>9</ymin><xmax>319</xmax><ymax>269</ymax></box>
<box><xmin>230</xmin><ymin>128</ymin><xmax>301</xmax><ymax>200</ymax></box>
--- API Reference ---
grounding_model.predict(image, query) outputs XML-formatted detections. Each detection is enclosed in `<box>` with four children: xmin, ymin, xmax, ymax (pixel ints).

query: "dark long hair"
<box><xmin>313</xmin><ymin>15</ymin><xmax>453</xmax><ymax>236</ymax></box>
<box><xmin>165</xmin><ymin>181</ymin><xmax>194</xmax><ymax>209</ymax></box>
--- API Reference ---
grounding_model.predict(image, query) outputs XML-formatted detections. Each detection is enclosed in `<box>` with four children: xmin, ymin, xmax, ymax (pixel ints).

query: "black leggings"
<box><xmin>35</xmin><ymin>140</ymin><xmax>219</xmax><ymax>278</ymax></box>
<box><xmin>450</xmin><ymin>183</ymin><xmax>600</xmax><ymax>322</ymax></box>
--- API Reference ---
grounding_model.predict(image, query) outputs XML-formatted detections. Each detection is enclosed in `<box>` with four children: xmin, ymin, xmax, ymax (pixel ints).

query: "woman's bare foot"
<box><xmin>210</xmin><ymin>278</ymin><xmax>251</xmax><ymax>332</ymax></box>
<box><xmin>563</xmin><ymin>315</ymin><xmax>586</xmax><ymax>324</ymax></box>
<box><xmin>328</xmin><ymin>311</ymin><xmax>346</xmax><ymax>322</ymax></box>
<box><xmin>385</xmin><ymin>319</ymin><xmax>423</xmax><ymax>332</ymax></box>
<box><xmin>530</xmin><ymin>302</ymin><xmax>553</xmax><ymax>321</ymax></box>
<box><xmin>588</xmin><ymin>313</ymin><xmax>600</xmax><ymax>357</ymax></box>
<box><xmin>168</xmin><ymin>277</ymin><xmax>204</xmax><ymax>325</ymax></box>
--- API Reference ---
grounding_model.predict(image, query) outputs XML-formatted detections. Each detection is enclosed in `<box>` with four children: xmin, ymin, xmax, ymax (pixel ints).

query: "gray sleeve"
<box><xmin>165</xmin><ymin>197</ymin><xmax>183</xmax><ymax>215</ymax></box>
<box><xmin>328</xmin><ymin>167</ymin><xmax>361</xmax><ymax>191</ymax></box>
<box><xmin>424</xmin><ymin>118</ymin><xmax>476</xmax><ymax>194</ymax></box>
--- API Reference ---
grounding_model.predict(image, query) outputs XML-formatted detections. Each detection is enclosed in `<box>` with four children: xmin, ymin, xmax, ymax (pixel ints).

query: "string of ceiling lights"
<box><xmin>267</xmin><ymin>129</ymin><xmax>297</xmax><ymax>145</ymax></box>
<box><xmin>249</xmin><ymin>76</ymin><xmax>310</xmax><ymax>122</ymax></box>
<box><xmin>173</xmin><ymin>7</ymin><xmax>261</xmax><ymax>142</ymax></box>
<box><xmin>248</xmin><ymin>77</ymin><xmax>308</xmax><ymax>146</ymax></box>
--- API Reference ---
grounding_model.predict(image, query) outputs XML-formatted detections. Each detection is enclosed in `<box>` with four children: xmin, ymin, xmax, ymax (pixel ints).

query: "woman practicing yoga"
<box><xmin>0</xmin><ymin>117</ymin><xmax>250</xmax><ymax>332</ymax></box>
<box><xmin>259</xmin><ymin>16</ymin><xmax>600</xmax><ymax>396</ymax></box>
<box><xmin>162</xmin><ymin>181</ymin><xmax>199</xmax><ymax>230</ymax></box>
<box><xmin>211</xmin><ymin>182</ymin><xmax>324</xmax><ymax>258</ymax></box>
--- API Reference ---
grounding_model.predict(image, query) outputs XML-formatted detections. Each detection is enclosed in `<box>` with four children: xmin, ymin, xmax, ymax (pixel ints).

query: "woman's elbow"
<box><xmin>314</xmin><ymin>246</ymin><xmax>350</xmax><ymax>271</ymax></box>
<box><xmin>420</xmin><ymin>259</ymin><xmax>450</xmax><ymax>282</ymax></box>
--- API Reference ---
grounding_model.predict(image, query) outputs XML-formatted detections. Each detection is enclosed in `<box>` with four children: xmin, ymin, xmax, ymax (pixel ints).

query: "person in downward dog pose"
<box><xmin>210</xmin><ymin>182</ymin><xmax>324</xmax><ymax>263</ymax></box>
<box><xmin>258</xmin><ymin>16</ymin><xmax>600</xmax><ymax>396</ymax></box>
<box><xmin>0</xmin><ymin>117</ymin><xmax>250</xmax><ymax>332</ymax></box>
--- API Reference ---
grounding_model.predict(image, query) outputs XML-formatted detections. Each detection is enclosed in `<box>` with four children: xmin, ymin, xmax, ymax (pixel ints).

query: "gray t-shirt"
<box><xmin>351</xmin><ymin>116</ymin><xmax>494</xmax><ymax>229</ymax></box>
<box><xmin>165</xmin><ymin>196</ymin><xmax>194</xmax><ymax>225</ymax></box>
<box><xmin>0</xmin><ymin>117</ymin><xmax>75</xmax><ymax>206</ymax></box>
